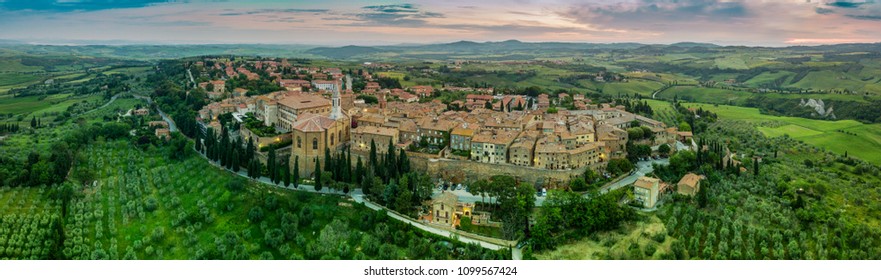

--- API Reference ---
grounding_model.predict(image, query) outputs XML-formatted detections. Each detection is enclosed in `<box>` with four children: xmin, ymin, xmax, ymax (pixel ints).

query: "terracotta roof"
<box><xmin>678</xmin><ymin>173</ymin><xmax>703</xmax><ymax>188</ymax></box>
<box><xmin>633</xmin><ymin>177</ymin><xmax>659</xmax><ymax>190</ymax></box>
<box><xmin>434</xmin><ymin>192</ymin><xmax>458</xmax><ymax>206</ymax></box>
<box><xmin>535</xmin><ymin>139</ymin><xmax>567</xmax><ymax>154</ymax></box>
<box><xmin>417</xmin><ymin>117</ymin><xmax>455</xmax><ymax>132</ymax></box>
<box><xmin>466</xmin><ymin>94</ymin><xmax>493</xmax><ymax>101</ymax></box>
<box><xmin>471</xmin><ymin>130</ymin><xmax>518</xmax><ymax>145</ymax></box>
<box><xmin>277</xmin><ymin>93</ymin><xmax>331</xmax><ymax>110</ymax></box>
<box><xmin>451</xmin><ymin>126</ymin><xmax>476</xmax><ymax>137</ymax></box>
<box><xmin>292</xmin><ymin>114</ymin><xmax>337</xmax><ymax>132</ymax></box>
<box><xmin>352</xmin><ymin>126</ymin><xmax>398</xmax><ymax>137</ymax></box>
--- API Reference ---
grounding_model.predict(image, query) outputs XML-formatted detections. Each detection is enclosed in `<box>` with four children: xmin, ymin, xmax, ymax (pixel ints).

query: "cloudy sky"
<box><xmin>0</xmin><ymin>0</ymin><xmax>879</xmax><ymax>46</ymax></box>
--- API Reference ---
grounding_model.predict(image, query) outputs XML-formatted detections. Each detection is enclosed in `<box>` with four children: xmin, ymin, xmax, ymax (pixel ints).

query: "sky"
<box><xmin>0</xmin><ymin>0</ymin><xmax>880</xmax><ymax>46</ymax></box>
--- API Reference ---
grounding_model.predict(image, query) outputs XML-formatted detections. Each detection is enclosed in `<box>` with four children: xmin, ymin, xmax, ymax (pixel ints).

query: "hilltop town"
<box><xmin>194</xmin><ymin>57</ymin><xmax>694</xmax><ymax>185</ymax></box>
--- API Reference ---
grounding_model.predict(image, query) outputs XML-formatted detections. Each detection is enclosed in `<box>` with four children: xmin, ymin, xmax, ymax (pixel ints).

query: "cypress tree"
<box><xmin>194</xmin><ymin>133</ymin><xmax>202</xmax><ymax>153</ymax></box>
<box><xmin>386</xmin><ymin>139</ymin><xmax>397</xmax><ymax>178</ymax></box>
<box><xmin>696</xmin><ymin>138</ymin><xmax>703</xmax><ymax>165</ymax></box>
<box><xmin>231</xmin><ymin>151</ymin><xmax>240</xmax><ymax>172</ymax></box>
<box><xmin>293</xmin><ymin>156</ymin><xmax>300</xmax><ymax>189</ymax></box>
<box><xmin>361</xmin><ymin>169</ymin><xmax>373</xmax><ymax>196</ymax></box>
<box><xmin>31</xmin><ymin>116</ymin><xmax>37</xmax><ymax>128</ymax></box>
<box><xmin>398</xmin><ymin>149</ymin><xmax>409</xmax><ymax>174</ymax></box>
<box><xmin>345</xmin><ymin>148</ymin><xmax>352</xmax><ymax>183</ymax></box>
<box><xmin>268</xmin><ymin>147</ymin><xmax>277</xmax><ymax>183</ymax></box>
<box><xmin>314</xmin><ymin>158</ymin><xmax>322</xmax><ymax>192</ymax></box>
<box><xmin>355</xmin><ymin>156</ymin><xmax>364</xmax><ymax>185</ymax></box>
<box><xmin>369</xmin><ymin>139</ymin><xmax>377</xmax><ymax>169</ymax></box>
<box><xmin>324</xmin><ymin>147</ymin><xmax>332</xmax><ymax>173</ymax></box>
<box><xmin>754</xmin><ymin>158</ymin><xmax>759</xmax><ymax>176</ymax></box>
<box><xmin>334</xmin><ymin>151</ymin><xmax>343</xmax><ymax>181</ymax></box>
<box><xmin>282</xmin><ymin>156</ymin><xmax>291</xmax><ymax>187</ymax></box>
<box><xmin>246</xmin><ymin>137</ymin><xmax>255</xmax><ymax>164</ymax></box>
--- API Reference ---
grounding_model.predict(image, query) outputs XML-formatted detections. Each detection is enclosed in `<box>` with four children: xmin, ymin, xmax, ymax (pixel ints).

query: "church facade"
<box><xmin>289</xmin><ymin>89</ymin><xmax>350</xmax><ymax>178</ymax></box>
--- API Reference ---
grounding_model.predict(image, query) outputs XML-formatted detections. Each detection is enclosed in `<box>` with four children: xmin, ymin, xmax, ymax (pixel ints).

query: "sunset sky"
<box><xmin>1</xmin><ymin>0</ymin><xmax>880</xmax><ymax>46</ymax></box>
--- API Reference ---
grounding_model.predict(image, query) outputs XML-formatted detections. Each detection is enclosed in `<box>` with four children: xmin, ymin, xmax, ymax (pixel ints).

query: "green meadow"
<box><xmin>0</xmin><ymin>94</ymin><xmax>101</xmax><ymax>117</ymax></box>
<box><xmin>658</xmin><ymin>86</ymin><xmax>752</xmax><ymax>104</ymax></box>
<box><xmin>683</xmin><ymin>103</ymin><xmax>881</xmax><ymax>165</ymax></box>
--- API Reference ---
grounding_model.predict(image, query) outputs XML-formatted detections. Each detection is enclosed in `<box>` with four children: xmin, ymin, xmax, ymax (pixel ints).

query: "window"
<box><xmin>330</xmin><ymin>133</ymin><xmax>334</xmax><ymax>146</ymax></box>
<box><xmin>312</xmin><ymin>138</ymin><xmax>318</xmax><ymax>150</ymax></box>
<box><xmin>297</xmin><ymin>137</ymin><xmax>302</xmax><ymax>148</ymax></box>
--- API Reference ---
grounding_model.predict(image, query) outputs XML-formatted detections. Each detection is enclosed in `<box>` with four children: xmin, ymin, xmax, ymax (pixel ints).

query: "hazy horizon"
<box><xmin>2</xmin><ymin>1</ymin><xmax>881</xmax><ymax>47</ymax></box>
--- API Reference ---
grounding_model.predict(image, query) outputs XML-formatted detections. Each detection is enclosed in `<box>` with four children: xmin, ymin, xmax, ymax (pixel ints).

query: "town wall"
<box><xmin>351</xmin><ymin>149</ymin><xmax>605</xmax><ymax>187</ymax></box>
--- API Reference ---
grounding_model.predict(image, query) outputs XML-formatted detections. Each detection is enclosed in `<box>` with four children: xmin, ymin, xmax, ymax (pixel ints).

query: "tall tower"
<box><xmin>345</xmin><ymin>74</ymin><xmax>352</xmax><ymax>91</ymax></box>
<box><xmin>329</xmin><ymin>87</ymin><xmax>342</xmax><ymax>120</ymax></box>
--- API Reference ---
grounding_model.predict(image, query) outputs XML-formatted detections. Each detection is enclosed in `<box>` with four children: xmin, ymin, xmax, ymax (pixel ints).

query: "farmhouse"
<box><xmin>677</xmin><ymin>173</ymin><xmax>704</xmax><ymax>196</ymax></box>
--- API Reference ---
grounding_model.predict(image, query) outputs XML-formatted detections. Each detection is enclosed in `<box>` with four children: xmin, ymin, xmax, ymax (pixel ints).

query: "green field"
<box><xmin>742</xmin><ymin>71</ymin><xmax>794</xmax><ymax>87</ymax></box>
<box><xmin>0</xmin><ymin>73</ymin><xmax>43</xmax><ymax>93</ymax></box>
<box><xmin>643</xmin><ymin>99</ymin><xmax>679</xmax><ymax>126</ymax></box>
<box><xmin>714</xmin><ymin>56</ymin><xmax>749</xmax><ymax>70</ymax></box>
<box><xmin>103</xmin><ymin>66</ymin><xmax>153</xmax><ymax>76</ymax></box>
<box><xmin>683</xmin><ymin>103</ymin><xmax>881</xmax><ymax>164</ymax></box>
<box><xmin>757</xmin><ymin>124</ymin><xmax>823</xmax><ymax>138</ymax></box>
<box><xmin>790</xmin><ymin>70</ymin><xmax>873</xmax><ymax>92</ymax></box>
<box><xmin>657</xmin><ymin>86</ymin><xmax>752</xmax><ymax>104</ymax></box>
<box><xmin>595</xmin><ymin>79</ymin><xmax>664</xmax><ymax>97</ymax></box>
<box><xmin>0</xmin><ymin>94</ymin><xmax>100</xmax><ymax>116</ymax></box>
<box><xmin>376</xmin><ymin>71</ymin><xmax>406</xmax><ymax>80</ymax></box>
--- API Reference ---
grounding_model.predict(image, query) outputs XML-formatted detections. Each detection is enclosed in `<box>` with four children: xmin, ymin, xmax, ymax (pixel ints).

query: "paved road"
<box><xmin>350</xmin><ymin>193</ymin><xmax>515</xmax><ymax>253</ymax></box>
<box><xmin>80</xmin><ymin>93</ymin><xmax>121</xmax><ymax>116</ymax></box>
<box><xmin>432</xmin><ymin>158</ymin><xmax>670</xmax><ymax>206</ymax></box>
<box><xmin>194</xmin><ymin>148</ymin><xmax>518</xmax><ymax>258</ymax></box>
<box><xmin>186</xmin><ymin>69</ymin><xmax>196</xmax><ymax>89</ymax></box>
<box><xmin>439</xmin><ymin>188</ymin><xmax>546</xmax><ymax>206</ymax></box>
<box><xmin>133</xmin><ymin>94</ymin><xmax>178</xmax><ymax>132</ymax></box>
<box><xmin>600</xmin><ymin>158</ymin><xmax>668</xmax><ymax>194</ymax></box>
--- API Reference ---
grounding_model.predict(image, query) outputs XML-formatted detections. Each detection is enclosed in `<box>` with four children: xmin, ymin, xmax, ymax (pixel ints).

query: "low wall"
<box><xmin>240</xmin><ymin>126</ymin><xmax>291</xmax><ymax>149</ymax></box>
<box><xmin>367</xmin><ymin>199</ymin><xmax>516</xmax><ymax>248</ymax></box>
<box><xmin>351</xmin><ymin>149</ymin><xmax>605</xmax><ymax>187</ymax></box>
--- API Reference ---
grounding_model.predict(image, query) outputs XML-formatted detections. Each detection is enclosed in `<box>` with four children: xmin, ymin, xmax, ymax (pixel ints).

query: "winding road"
<box><xmin>436</xmin><ymin>157</ymin><xmax>670</xmax><ymax>206</ymax></box>
<box><xmin>193</xmin><ymin>146</ymin><xmax>521</xmax><ymax>259</ymax></box>
<box><xmin>132</xmin><ymin>94</ymin><xmax>177</xmax><ymax>132</ymax></box>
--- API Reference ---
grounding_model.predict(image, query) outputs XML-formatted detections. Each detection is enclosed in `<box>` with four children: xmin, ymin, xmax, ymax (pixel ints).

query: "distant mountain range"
<box><xmin>306</xmin><ymin>40</ymin><xmax>652</xmax><ymax>59</ymax></box>
<box><xmin>0</xmin><ymin>39</ymin><xmax>879</xmax><ymax>60</ymax></box>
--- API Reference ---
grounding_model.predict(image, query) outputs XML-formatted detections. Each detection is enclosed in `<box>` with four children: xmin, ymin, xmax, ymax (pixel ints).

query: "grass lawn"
<box><xmin>684</xmin><ymin>102</ymin><xmax>881</xmax><ymax>165</ymax></box>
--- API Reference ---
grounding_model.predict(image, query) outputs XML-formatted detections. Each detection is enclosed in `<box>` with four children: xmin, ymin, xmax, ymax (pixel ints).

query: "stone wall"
<box><xmin>350</xmin><ymin>149</ymin><xmax>604</xmax><ymax>188</ymax></box>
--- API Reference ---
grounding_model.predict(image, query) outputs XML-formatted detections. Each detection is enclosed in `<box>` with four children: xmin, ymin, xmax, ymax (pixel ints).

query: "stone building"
<box><xmin>289</xmin><ymin>90</ymin><xmax>350</xmax><ymax>178</ymax></box>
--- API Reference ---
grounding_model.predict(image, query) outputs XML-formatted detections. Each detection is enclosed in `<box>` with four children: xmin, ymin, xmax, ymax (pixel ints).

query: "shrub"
<box><xmin>248</xmin><ymin>206</ymin><xmax>264</xmax><ymax>223</ymax></box>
